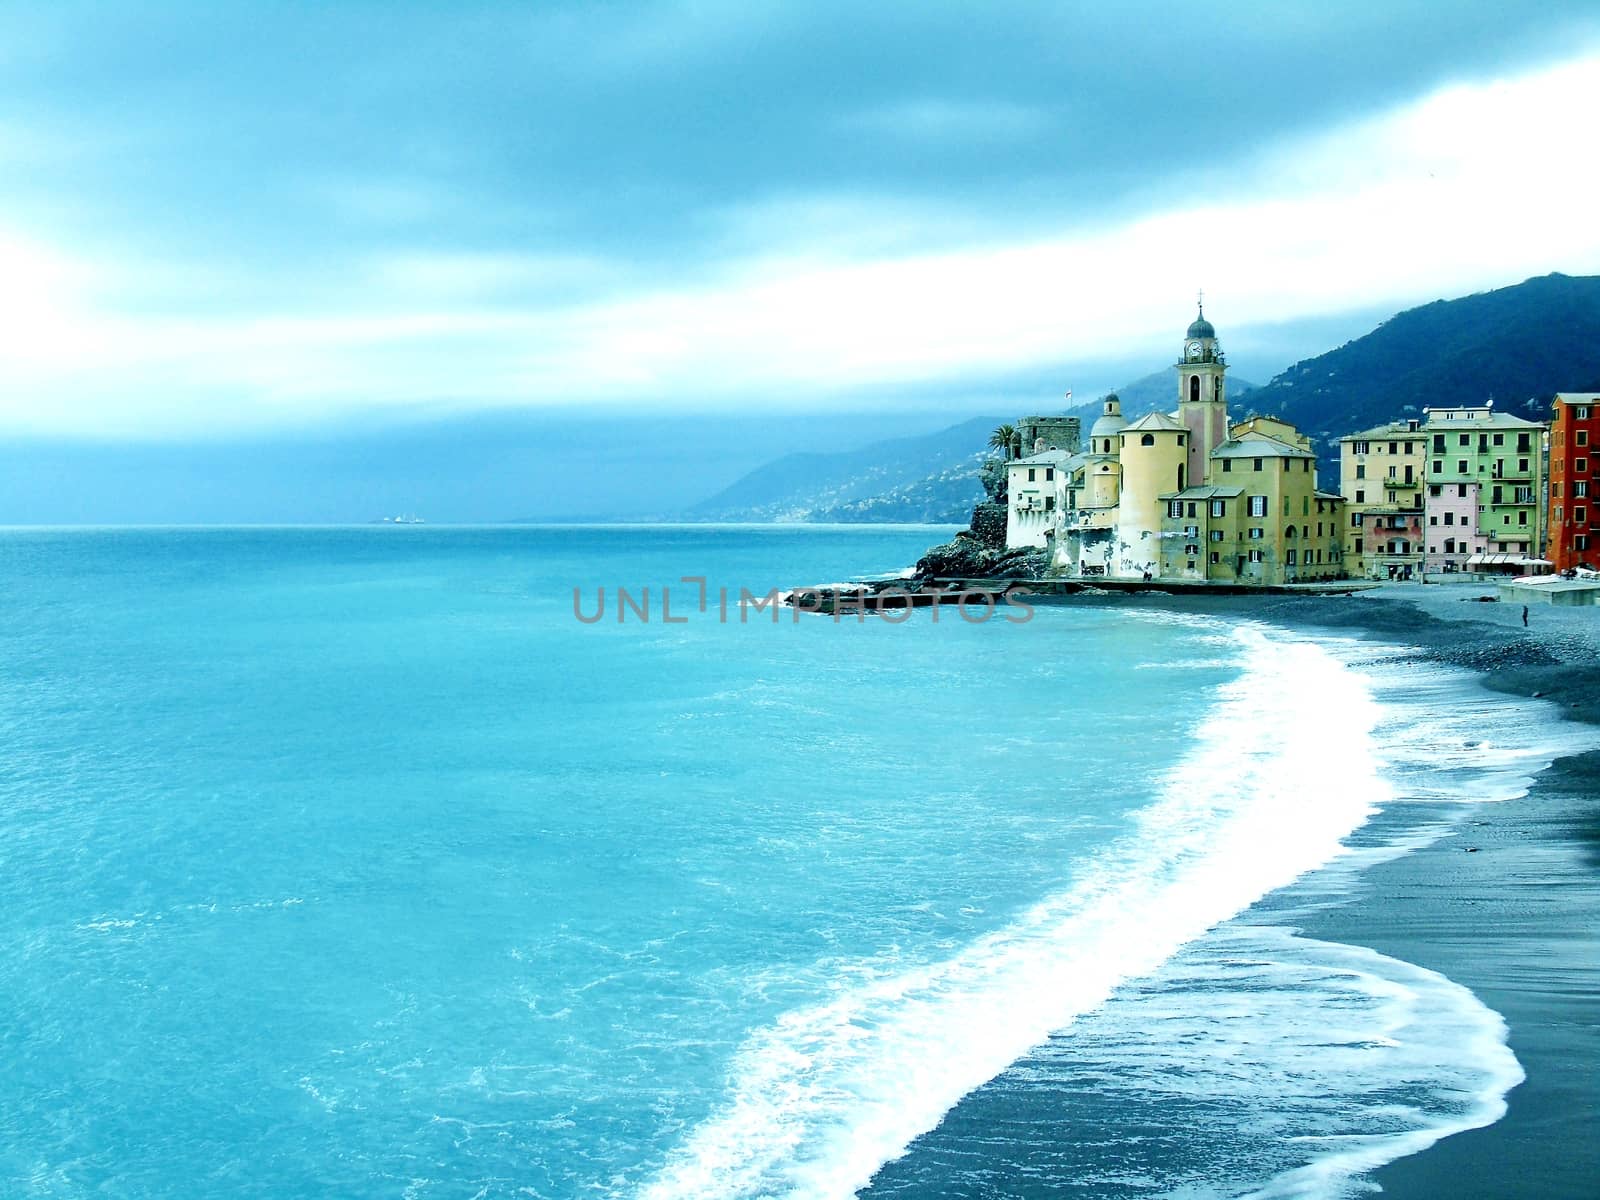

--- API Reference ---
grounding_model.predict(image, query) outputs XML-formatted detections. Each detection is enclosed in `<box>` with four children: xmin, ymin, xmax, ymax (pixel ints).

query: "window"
<box><xmin>1429</xmin><ymin>484</ymin><xmax>1441</xmax><ymax>496</ymax></box>
<box><xmin>1354</xmin><ymin>537</ymin><xmax>1364</xmax><ymax>554</ymax></box>
<box><xmin>1579</xmin><ymin>431</ymin><xmax>1590</xmax><ymax>447</ymax></box>
<box><xmin>1577</xmin><ymin>482</ymin><xmax>1591</xmax><ymax>498</ymax></box>
<box><xmin>1457</xmin><ymin>484</ymin><xmax>1468</xmax><ymax>497</ymax></box>
<box><xmin>1354</xmin><ymin>490</ymin><xmax>1365</xmax><ymax>503</ymax></box>
<box><xmin>1302</xmin><ymin>496</ymin><xmax>1310</xmax><ymax>516</ymax></box>
<box><xmin>1167</xmin><ymin>500</ymin><xmax>1184</xmax><ymax>518</ymax></box>
<box><xmin>1210</xmin><ymin>499</ymin><xmax>1226</xmax><ymax>517</ymax></box>
<box><xmin>1186</xmin><ymin>502</ymin><xmax>1198</xmax><ymax>518</ymax></box>
<box><xmin>1432</xmin><ymin>434</ymin><xmax>1445</xmax><ymax>453</ymax></box>
<box><xmin>1492</xmin><ymin>433</ymin><xmax>1504</xmax><ymax>447</ymax></box>
<box><xmin>1429</xmin><ymin>515</ymin><xmax>1438</xmax><ymax>525</ymax></box>
<box><xmin>1516</xmin><ymin>486</ymin><xmax>1534</xmax><ymax>503</ymax></box>
<box><xmin>1248</xmin><ymin>548</ymin><xmax>1264</xmax><ymax>563</ymax></box>
<box><xmin>1210</xmin><ymin>551</ymin><xmax>1220</xmax><ymax>564</ymax></box>
<box><xmin>1028</xmin><ymin>468</ymin><xmax>1036</xmax><ymax>481</ymax></box>
<box><xmin>1432</xmin><ymin>460</ymin><xmax>1443</xmax><ymax>474</ymax></box>
<box><xmin>1491</xmin><ymin>486</ymin><xmax>1503</xmax><ymax>504</ymax></box>
<box><xmin>1045</xmin><ymin>496</ymin><xmax>1055</xmax><ymax>511</ymax></box>
<box><xmin>1303</xmin><ymin>459</ymin><xmax>1311</xmax><ymax>473</ymax></box>
<box><xmin>1351</xmin><ymin>513</ymin><xmax>1363</xmax><ymax>527</ymax></box>
<box><xmin>1140</xmin><ymin>433</ymin><xmax>1155</xmax><ymax>446</ymax></box>
<box><xmin>1578</xmin><ymin>534</ymin><xmax>1590</xmax><ymax>551</ymax></box>
<box><xmin>1248</xmin><ymin>495</ymin><xmax>1267</xmax><ymax>517</ymax></box>
<box><xmin>1286</xmin><ymin>549</ymin><xmax>1297</xmax><ymax>565</ymax></box>
<box><xmin>1519</xmin><ymin>433</ymin><xmax>1533</xmax><ymax>452</ymax></box>
<box><xmin>1577</xmin><ymin>506</ymin><xmax>1588</xmax><ymax>525</ymax></box>
<box><xmin>1444</xmin><ymin>512</ymin><xmax>1454</xmax><ymax>525</ymax></box>
<box><xmin>1209</xmin><ymin>529</ymin><xmax>1224</xmax><ymax>542</ymax></box>
<box><xmin>1353</xmin><ymin>440</ymin><xmax>1369</xmax><ymax>454</ymax></box>
<box><xmin>1459</xmin><ymin>434</ymin><xmax>1470</xmax><ymax>447</ymax></box>
<box><xmin>1253</xmin><ymin>458</ymin><xmax>1263</xmax><ymax>471</ymax></box>
<box><xmin>1519</xmin><ymin>459</ymin><xmax>1529</xmax><ymax>473</ymax></box>
<box><xmin>1189</xmin><ymin>375</ymin><xmax>1199</xmax><ymax>403</ymax></box>
<box><xmin>1389</xmin><ymin>442</ymin><xmax>1399</xmax><ymax>454</ymax></box>
<box><xmin>1518</xmin><ymin>511</ymin><xmax>1527</xmax><ymax>526</ymax></box>
<box><xmin>1456</xmin><ymin>460</ymin><xmax>1468</xmax><ymax>474</ymax></box>
<box><xmin>1386</xmin><ymin>465</ymin><xmax>1396</xmax><ymax>479</ymax></box>
<box><xmin>1248</xmin><ymin>527</ymin><xmax>1264</xmax><ymax>539</ymax></box>
<box><xmin>1444</xmin><ymin>538</ymin><xmax>1456</xmax><ymax>553</ymax></box>
<box><xmin>1222</xmin><ymin>458</ymin><xmax>1233</xmax><ymax>472</ymax></box>
<box><xmin>1578</xmin><ymin>459</ymin><xmax>1589</xmax><ymax>473</ymax></box>
<box><xmin>1044</xmin><ymin>467</ymin><xmax>1054</xmax><ymax>481</ymax></box>
<box><xmin>1578</xmin><ymin>406</ymin><xmax>1592</xmax><ymax>420</ymax></box>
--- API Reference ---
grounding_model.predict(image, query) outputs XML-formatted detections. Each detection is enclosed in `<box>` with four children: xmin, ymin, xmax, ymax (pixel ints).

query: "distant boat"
<box><xmin>379</xmin><ymin>514</ymin><xmax>426</xmax><ymax>524</ymax></box>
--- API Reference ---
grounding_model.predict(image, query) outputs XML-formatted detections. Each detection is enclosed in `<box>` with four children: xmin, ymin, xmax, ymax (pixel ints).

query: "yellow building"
<box><xmin>1339</xmin><ymin>420</ymin><xmax>1425</xmax><ymax>579</ymax></box>
<box><xmin>1160</xmin><ymin>430</ymin><xmax>1344</xmax><ymax>582</ymax></box>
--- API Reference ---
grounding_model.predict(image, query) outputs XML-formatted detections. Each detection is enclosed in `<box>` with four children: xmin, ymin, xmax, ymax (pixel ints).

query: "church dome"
<box><xmin>1090</xmin><ymin>393</ymin><xmax>1126</xmax><ymax>441</ymax></box>
<box><xmin>1187</xmin><ymin>314</ymin><xmax>1215</xmax><ymax>339</ymax></box>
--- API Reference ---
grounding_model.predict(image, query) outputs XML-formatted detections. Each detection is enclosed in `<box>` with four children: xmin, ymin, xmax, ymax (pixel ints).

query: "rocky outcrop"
<box><xmin>912</xmin><ymin>536</ymin><xmax>1048</xmax><ymax>581</ymax></box>
<box><xmin>911</xmin><ymin>459</ymin><xmax>1050</xmax><ymax>579</ymax></box>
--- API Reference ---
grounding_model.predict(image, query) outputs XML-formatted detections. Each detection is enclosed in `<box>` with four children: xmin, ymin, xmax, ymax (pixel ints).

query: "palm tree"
<box><xmin>989</xmin><ymin>423</ymin><xmax>1019</xmax><ymax>460</ymax></box>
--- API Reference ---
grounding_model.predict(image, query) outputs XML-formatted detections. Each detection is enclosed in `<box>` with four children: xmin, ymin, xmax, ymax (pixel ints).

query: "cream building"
<box><xmin>1004</xmin><ymin>448</ymin><xmax>1074</xmax><ymax>549</ymax></box>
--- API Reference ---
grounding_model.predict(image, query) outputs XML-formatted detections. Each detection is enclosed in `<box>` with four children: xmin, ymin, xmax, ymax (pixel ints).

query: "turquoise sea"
<box><xmin>0</xmin><ymin>527</ymin><xmax>1579</xmax><ymax>1198</ymax></box>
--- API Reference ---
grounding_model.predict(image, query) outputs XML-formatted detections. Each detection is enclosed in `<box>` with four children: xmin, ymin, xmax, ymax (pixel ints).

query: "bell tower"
<box><xmin>1176</xmin><ymin>295</ymin><xmax>1229</xmax><ymax>486</ymax></box>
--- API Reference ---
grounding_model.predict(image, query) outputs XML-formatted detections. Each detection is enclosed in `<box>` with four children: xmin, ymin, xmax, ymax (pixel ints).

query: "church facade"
<box><xmin>1006</xmin><ymin>307</ymin><xmax>1346</xmax><ymax>584</ymax></box>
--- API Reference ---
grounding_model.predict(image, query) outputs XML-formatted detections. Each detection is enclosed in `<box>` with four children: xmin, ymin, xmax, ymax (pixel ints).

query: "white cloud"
<box><xmin>2</xmin><ymin>48</ymin><xmax>1599</xmax><ymax>435</ymax></box>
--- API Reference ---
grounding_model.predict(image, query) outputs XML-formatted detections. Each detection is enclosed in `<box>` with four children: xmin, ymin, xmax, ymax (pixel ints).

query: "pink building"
<box><xmin>1425</xmin><ymin>480</ymin><xmax>1488</xmax><ymax>573</ymax></box>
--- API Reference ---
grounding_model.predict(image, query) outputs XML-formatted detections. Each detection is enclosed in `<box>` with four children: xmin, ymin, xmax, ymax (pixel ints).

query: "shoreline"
<box><xmin>1060</xmin><ymin>583</ymin><xmax>1600</xmax><ymax>1197</ymax></box>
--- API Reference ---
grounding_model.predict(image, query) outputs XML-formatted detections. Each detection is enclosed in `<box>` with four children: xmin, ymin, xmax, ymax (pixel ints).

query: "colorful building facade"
<box><xmin>1548</xmin><ymin>392</ymin><xmax>1600</xmax><ymax>572</ymax></box>
<box><xmin>1339</xmin><ymin>421</ymin><xmax>1426</xmax><ymax>579</ymax></box>
<box><xmin>1422</xmin><ymin>405</ymin><xmax>1546</xmax><ymax>574</ymax></box>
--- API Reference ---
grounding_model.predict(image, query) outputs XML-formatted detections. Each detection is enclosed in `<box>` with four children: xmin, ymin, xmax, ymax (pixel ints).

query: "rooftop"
<box><xmin>1009</xmin><ymin>448</ymin><xmax>1076</xmax><ymax>467</ymax></box>
<box><xmin>1122</xmin><ymin>411</ymin><xmax>1187</xmax><ymax>434</ymax></box>
<box><xmin>1158</xmin><ymin>485</ymin><xmax>1244</xmax><ymax>500</ymax></box>
<box><xmin>1210</xmin><ymin>430</ymin><xmax>1314</xmax><ymax>459</ymax></box>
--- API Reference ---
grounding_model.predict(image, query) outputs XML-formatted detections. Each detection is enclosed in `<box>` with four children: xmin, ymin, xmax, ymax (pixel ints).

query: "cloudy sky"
<box><xmin>3</xmin><ymin>1</ymin><xmax>1600</xmax><ymax>514</ymax></box>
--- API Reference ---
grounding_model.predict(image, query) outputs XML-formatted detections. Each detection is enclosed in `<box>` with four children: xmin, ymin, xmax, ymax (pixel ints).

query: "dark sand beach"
<box><xmin>1080</xmin><ymin>583</ymin><xmax>1600</xmax><ymax>1197</ymax></box>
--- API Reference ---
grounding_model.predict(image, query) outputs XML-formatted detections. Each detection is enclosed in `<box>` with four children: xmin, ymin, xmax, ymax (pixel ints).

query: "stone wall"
<box><xmin>1016</xmin><ymin>415</ymin><xmax>1082</xmax><ymax>456</ymax></box>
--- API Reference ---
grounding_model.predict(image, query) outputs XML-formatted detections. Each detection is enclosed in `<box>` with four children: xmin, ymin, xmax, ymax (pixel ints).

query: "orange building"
<box><xmin>1548</xmin><ymin>393</ymin><xmax>1600</xmax><ymax>571</ymax></box>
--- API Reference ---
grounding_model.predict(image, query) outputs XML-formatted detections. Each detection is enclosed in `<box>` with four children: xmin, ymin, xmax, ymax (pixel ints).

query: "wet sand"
<box><xmin>1053</xmin><ymin>582</ymin><xmax>1600</xmax><ymax>1197</ymax></box>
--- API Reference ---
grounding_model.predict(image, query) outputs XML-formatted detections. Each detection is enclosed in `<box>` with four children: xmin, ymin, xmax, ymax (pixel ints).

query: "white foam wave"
<box><xmin>632</xmin><ymin>623</ymin><xmax>1394</xmax><ymax>1200</ymax></box>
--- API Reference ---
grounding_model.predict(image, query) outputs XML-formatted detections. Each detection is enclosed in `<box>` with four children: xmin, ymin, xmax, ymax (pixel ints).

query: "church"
<box><xmin>1006</xmin><ymin>307</ymin><xmax>1346</xmax><ymax>585</ymax></box>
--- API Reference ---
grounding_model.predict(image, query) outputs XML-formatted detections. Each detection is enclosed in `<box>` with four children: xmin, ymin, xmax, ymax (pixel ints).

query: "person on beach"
<box><xmin>1523</xmin><ymin>605</ymin><xmax>1530</xmax><ymax>627</ymax></box>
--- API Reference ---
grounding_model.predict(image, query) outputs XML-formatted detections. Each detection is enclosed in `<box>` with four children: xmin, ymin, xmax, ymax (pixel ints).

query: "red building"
<box><xmin>1548</xmin><ymin>393</ymin><xmax>1600</xmax><ymax>571</ymax></box>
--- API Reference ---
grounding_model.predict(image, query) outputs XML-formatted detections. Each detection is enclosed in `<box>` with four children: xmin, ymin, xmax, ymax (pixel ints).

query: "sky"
<box><xmin>3</xmin><ymin>1</ymin><xmax>1600</xmax><ymax>518</ymax></box>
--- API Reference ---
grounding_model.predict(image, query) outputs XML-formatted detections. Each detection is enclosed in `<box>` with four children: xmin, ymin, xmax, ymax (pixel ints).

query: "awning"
<box><xmin>1465</xmin><ymin>554</ymin><xmax>1551</xmax><ymax>567</ymax></box>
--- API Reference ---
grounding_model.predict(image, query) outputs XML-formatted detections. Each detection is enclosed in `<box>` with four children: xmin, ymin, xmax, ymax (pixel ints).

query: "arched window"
<box><xmin>1213</xmin><ymin>376</ymin><xmax>1222</xmax><ymax>402</ymax></box>
<box><xmin>1140</xmin><ymin>433</ymin><xmax>1155</xmax><ymax>446</ymax></box>
<box><xmin>1189</xmin><ymin>375</ymin><xmax>1200</xmax><ymax>404</ymax></box>
<box><xmin>1284</xmin><ymin>525</ymin><xmax>1297</xmax><ymax>539</ymax></box>
<box><xmin>1177</xmin><ymin>465</ymin><xmax>1185</xmax><ymax>490</ymax></box>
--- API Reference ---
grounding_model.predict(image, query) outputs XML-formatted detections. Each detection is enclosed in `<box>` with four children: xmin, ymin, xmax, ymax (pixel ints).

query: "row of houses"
<box><xmin>1003</xmin><ymin>306</ymin><xmax>1599</xmax><ymax>583</ymax></box>
<box><xmin>1340</xmin><ymin>394</ymin><xmax>1599</xmax><ymax>579</ymax></box>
